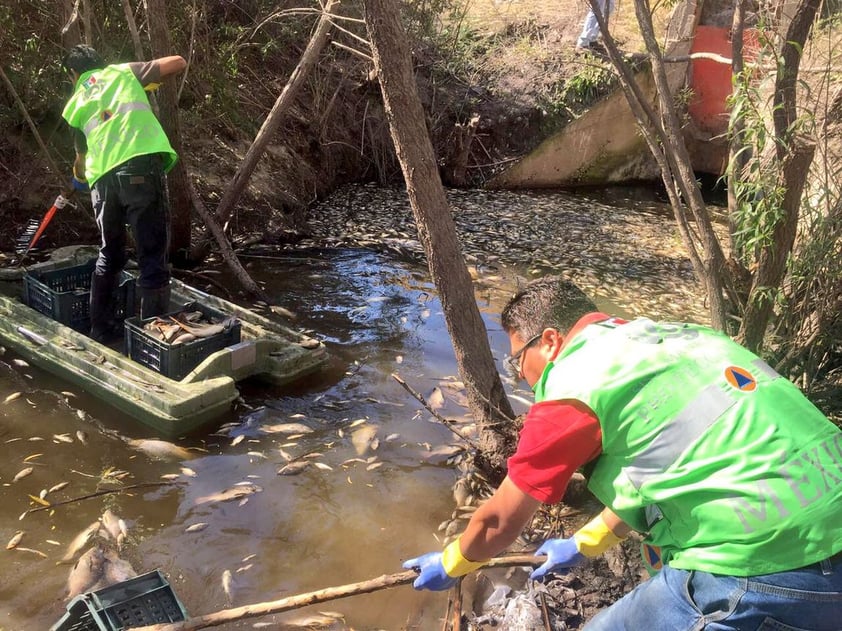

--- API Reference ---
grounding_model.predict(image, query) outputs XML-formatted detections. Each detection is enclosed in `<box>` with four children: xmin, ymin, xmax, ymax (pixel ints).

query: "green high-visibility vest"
<box><xmin>62</xmin><ymin>64</ymin><xmax>177</xmax><ymax>185</ymax></box>
<box><xmin>535</xmin><ymin>318</ymin><xmax>842</xmax><ymax>576</ymax></box>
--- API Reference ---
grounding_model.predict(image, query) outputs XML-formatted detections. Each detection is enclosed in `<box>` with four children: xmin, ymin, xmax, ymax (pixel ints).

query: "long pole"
<box><xmin>133</xmin><ymin>554</ymin><xmax>546</xmax><ymax>631</ymax></box>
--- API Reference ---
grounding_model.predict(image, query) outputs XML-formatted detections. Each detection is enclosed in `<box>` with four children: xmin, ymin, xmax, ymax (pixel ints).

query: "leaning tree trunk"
<box><xmin>145</xmin><ymin>0</ymin><xmax>192</xmax><ymax>259</ymax></box>
<box><xmin>189</xmin><ymin>0</ymin><xmax>338</xmax><ymax>263</ymax></box>
<box><xmin>363</xmin><ymin>0</ymin><xmax>515</xmax><ymax>480</ymax></box>
<box><xmin>584</xmin><ymin>0</ymin><xmax>737</xmax><ymax>331</ymax></box>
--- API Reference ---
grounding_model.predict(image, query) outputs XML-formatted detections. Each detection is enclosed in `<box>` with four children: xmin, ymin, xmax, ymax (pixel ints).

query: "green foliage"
<box><xmin>726</xmin><ymin>68</ymin><xmax>788</xmax><ymax>262</ymax></box>
<box><xmin>557</xmin><ymin>63</ymin><xmax>615</xmax><ymax>113</ymax></box>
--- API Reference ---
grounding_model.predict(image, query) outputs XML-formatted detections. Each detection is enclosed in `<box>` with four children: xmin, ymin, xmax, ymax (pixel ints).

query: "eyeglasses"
<box><xmin>507</xmin><ymin>332</ymin><xmax>542</xmax><ymax>377</ymax></box>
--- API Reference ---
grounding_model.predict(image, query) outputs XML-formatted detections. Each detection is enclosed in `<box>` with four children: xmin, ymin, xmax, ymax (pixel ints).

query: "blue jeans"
<box><xmin>585</xmin><ymin>558</ymin><xmax>842</xmax><ymax>631</ymax></box>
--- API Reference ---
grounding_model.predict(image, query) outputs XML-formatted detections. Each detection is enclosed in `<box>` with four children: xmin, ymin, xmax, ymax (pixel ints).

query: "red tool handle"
<box><xmin>26</xmin><ymin>203</ymin><xmax>59</xmax><ymax>252</ymax></box>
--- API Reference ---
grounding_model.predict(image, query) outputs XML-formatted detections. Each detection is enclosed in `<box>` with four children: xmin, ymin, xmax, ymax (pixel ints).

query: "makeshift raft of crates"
<box><xmin>0</xmin><ymin>247</ymin><xmax>328</xmax><ymax>437</ymax></box>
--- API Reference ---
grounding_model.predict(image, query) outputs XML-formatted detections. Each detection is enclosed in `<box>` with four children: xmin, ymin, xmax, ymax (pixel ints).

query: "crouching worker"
<box><xmin>61</xmin><ymin>44</ymin><xmax>185</xmax><ymax>341</ymax></box>
<box><xmin>403</xmin><ymin>275</ymin><xmax>842</xmax><ymax>630</ymax></box>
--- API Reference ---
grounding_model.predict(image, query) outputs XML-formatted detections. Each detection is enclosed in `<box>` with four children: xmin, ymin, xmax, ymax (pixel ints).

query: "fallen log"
<box><xmin>134</xmin><ymin>553</ymin><xmax>546</xmax><ymax>631</ymax></box>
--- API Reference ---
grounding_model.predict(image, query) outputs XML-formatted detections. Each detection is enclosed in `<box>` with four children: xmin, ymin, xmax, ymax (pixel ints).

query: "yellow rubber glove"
<box><xmin>441</xmin><ymin>537</ymin><xmax>488</xmax><ymax>577</ymax></box>
<box><xmin>573</xmin><ymin>513</ymin><xmax>627</xmax><ymax>557</ymax></box>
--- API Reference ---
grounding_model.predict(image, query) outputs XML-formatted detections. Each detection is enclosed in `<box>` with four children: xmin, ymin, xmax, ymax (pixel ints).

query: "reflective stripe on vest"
<box><xmin>623</xmin><ymin>384</ymin><xmax>737</xmax><ymax>488</ymax></box>
<box><xmin>83</xmin><ymin>101</ymin><xmax>151</xmax><ymax>135</ymax></box>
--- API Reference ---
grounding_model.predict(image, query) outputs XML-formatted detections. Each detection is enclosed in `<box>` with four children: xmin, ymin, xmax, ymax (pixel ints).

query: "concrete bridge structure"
<box><xmin>486</xmin><ymin>0</ymin><xmax>793</xmax><ymax>189</ymax></box>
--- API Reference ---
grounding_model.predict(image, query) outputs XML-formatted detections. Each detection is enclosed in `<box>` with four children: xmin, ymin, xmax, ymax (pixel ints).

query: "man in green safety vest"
<box><xmin>61</xmin><ymin>44</ymin><xmax>185</xmax><ymax>341</ymax></box>
<box><xmin>403</xmin><ymin>275</ymin><xmax>842</xmax><ymax>630</ymax></box>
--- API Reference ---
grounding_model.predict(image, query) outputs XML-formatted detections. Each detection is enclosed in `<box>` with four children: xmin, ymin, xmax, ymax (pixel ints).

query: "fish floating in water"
<box><xmin>194</xmin><ymin>482</ymin><xmax>262</xmax><ymax>505</ymax></box>
<box><xmin>128</xmin><ymin>439</ymin><xmax>195</xmax><ymax>461</ymax></box>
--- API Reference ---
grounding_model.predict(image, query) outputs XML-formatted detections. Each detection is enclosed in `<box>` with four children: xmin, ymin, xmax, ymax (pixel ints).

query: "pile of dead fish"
<box><xmin>292</xmin><ymin>184</ymin><xmax>715</xmax><ymax>323</ymax></box>
<box><xmin>142</xmin><ymin>309</ymin><xmax>238</xmax><ymax>345</ymax></box>
<box><xmin>7</xmin><ymin>508</ymin><xmax>136</xmax><ymax>601</ymax></box>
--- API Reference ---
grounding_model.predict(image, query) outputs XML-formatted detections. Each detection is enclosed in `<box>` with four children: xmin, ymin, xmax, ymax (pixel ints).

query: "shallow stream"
<box><xmin>0</xmin><ymin>186</ymin><xmax>708</xmax><ymax>630</ymax></box>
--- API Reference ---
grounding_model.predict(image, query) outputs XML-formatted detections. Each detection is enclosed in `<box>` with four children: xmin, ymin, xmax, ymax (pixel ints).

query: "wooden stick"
<box><xmin>392</xmin><ymin>373</ymin><xmax>478</xmax><ymax>449</ymax></box>
<box><xmin>20</xmin><ymin>482</ymin><xmax>177</xmax><ymax>517</ymax></box>
<box><xmin>133</xmin><ymin>554</ymin><xmax>545</xmax><ymax>631</ymax></box>
<box><xmin>450</xmin><ymin>577</ymin><xmax>463</xmax><ymax>631</ymax></box>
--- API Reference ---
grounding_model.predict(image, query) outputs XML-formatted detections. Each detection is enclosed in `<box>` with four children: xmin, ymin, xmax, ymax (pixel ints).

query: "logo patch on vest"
<box><xmin>100</xmin><ymin>110</ymin><xmax>113</xmax><ymax>123</ymax></box>
<box><xmin>641</xmin><ymin>543</ymin><xmax>663</xmax><ymax>575</ymax></box>
<box><xmin>725</xmin><ymin>365</ymin><xmax>756</xmax><ymax>391</ymax></box>
<box><xmin>83</xmin><ymin>76</ymin><xmax>97</xmax><ymax>89</ymax></box>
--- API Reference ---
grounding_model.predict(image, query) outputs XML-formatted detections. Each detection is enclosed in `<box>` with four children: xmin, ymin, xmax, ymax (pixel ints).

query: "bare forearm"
<box><xmin>458</xmin><ymin>476</ymin><xmax>541</xmax><ymax>561</ymax></box>
<box><xmin>601</xmin><ymin>507</ymin><xmax>632</xmax><ymax>538</ymax></box>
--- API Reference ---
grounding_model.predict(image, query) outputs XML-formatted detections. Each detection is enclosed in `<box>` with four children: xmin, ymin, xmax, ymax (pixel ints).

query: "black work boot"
<box><xmin>89</xmin><ymin>272</ymin><xmax>120</xmax><ymax>342</ymax></box>
<box><xmin>140</xmin><ymin>283</ymin><xmax>171</xmax><ymax>319</ymax></box>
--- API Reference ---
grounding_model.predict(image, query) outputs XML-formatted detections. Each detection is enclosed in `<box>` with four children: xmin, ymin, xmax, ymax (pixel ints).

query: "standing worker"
<box><xmin>61</xmin><ymin>44</ymin><xmax>186</xmax><ymax>341</ymax></box>
<box><xmin>403</xmin><ymin>276</ymin><xmax>842</xmax><ymax>629</ymax></box>
<box><xmin>576</xmin><ymin>0</ymin><xmax>613</xmax><ymax>52</ymax></box>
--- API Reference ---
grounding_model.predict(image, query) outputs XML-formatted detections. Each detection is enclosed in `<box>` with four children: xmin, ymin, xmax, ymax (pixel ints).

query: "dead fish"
<box><xmin>427</xmin><ymin>387</ymin><xmax>445</xmax><ymax>410</ymax></box>
<box><xmin>14</xmin><ymin>546</ymin><xmax>47</xmax><ymax>558</ymax></box>
<box><xmin>100</xmin><ymin>510</ymin><xmax>126</xmax><ymax>544</ymax></box>
<box><xmin>3</xmin><ymin>392</ymin><xmax>22</xmax><ymax>404</ymax></box>
<box><xmin>7</xmin><ymin>530</ymin><xmax>24</xmax><ymax>549</ymax></box>
<box><xmin>351</xmin><ymin>425</ymin><xmax>378</xmax><ymax>456</ymax></box>
<box><xmin>76</xmin><ymin>430</ymin><xmax>88</xmax><ymax>446</ymax></box>
<box><xmin>23</xmin><ymin>453</ymin><xmax>43</xmax><ymax>463</ymax></box>
<box><xmin>221</xmin><ymin>569</ymin><xmax>234</xmax><ymax>604</ymax></box>
<box><xmin>231</xmin><ymin>435</ymin><xmax>245</xmax><ymax>447</ymax></box>
<box><xmin>53</xmin><ymin>433</ymin><xmax>74</xmax><ymax>444</ymax></box>
<box><xmin>160</xmin><ymin>473</ymin><xmax>181</xmax><ymax>481</ymax></box>
<box><xmin>60</xmin><ymin>521</ymin><xmax>102</xmax><ymax>564</ymax></box>
<box><xmin>66</xmin><ymin>546</ymin><xmax>107</xmax><ymax>599</ymax></box>
<box><xmin>180</xmin><ymin>466</ymin><xmax>197</xmax><ymax>478</ymax></box>
<box><xmin>102</xmin><ymin>546</ymin><xmax>137</xmax><ymax>585</ymax></box>
<box><xmin>48</xmin><ymin>481</ymin><xmax>70</xmax><ymax>494</ymax></box>
<box><xmin>13</xmin><ymin>467</ymin><xmax>33</xmax><ymax>483</ymax></box>
<box><xmin>194</xmin><ymin>483</ymin><xmax>262</xmax><ymax>506</ymax></box>
<box><xmin>128</xmin><ymin>439</ymin><xmax>195</xmax><ymax>461</ymax></box>
<box><xmin>260</xmin><ymin>422</ymin><xmax>313</xmax><ymax>435</ymax></box>
<box><xmin>12</xmin><ymin>359</ymin><xmax>29</xmax><ymax>368</ymax></box>
<box><xmin>185</xmin><ymin>522</ymin><xmax>208</xmax><ymax>533</ymax></box>
<box><xmin>277</xmin><ymin>461</ymin><xmax>310</xmax><ymax>476</ymax></box>
<box><xmin>312</xmin><ymin>462</ymin><xmax>333</xmax><ymax>471</ymax></box>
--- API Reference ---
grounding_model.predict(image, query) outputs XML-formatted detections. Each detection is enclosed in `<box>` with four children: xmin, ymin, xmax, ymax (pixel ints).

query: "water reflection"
<box><xmin>0</xmin><ymin>188</ymin><xmax>705</xmax><ymax>630</ymax></box>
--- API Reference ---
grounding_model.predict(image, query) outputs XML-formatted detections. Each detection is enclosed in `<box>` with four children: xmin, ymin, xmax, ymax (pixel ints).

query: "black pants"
<box><xmin>90</xmin><ymin>154</ymin><xmax>170</xmax><ymax>289</ymax></box>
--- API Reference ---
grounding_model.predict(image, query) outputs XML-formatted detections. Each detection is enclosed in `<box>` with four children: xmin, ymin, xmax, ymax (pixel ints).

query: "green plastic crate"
<box><xmin>124</xmin><ymin>301</ymin><xmax>241</xmax><ymax>380</ymax></box>
<box><xmin>50</xmin><ymin>570</ymin><xmax>188</xmax><ymax>631</ymax></box>
<box><xmin>23</xmin><ymin>260</ymin><xmax>136</xmax><ymax>333</ymax></box>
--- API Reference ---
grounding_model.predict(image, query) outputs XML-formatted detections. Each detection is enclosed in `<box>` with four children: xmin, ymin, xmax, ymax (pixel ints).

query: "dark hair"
<box><xmin>62</xmin><ymin>45</ymin><xmax>104</xmax><ymax>75</ymax></box>
<box><xmin>501</xmin><ymin>276</ymin><xmax>597</xmax><ymax>339</ymax></box>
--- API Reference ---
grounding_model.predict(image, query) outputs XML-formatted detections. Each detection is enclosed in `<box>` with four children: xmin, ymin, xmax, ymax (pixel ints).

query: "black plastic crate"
<box><xmin>50</xmin><ymin>570</ymin><xmax>188</xmax><ymax>631</ymax></box>
<box><xmin>23</xmin><ymin>260</ymin><xmax>136</xmax><ymax>333</ymax></box>
<box><xmin>125</xmin><ymin>301</ymin><xmax>241</xmax><ymax>380</ymax></box>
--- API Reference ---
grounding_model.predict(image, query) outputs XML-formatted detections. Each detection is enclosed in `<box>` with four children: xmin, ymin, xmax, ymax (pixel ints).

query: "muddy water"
<box><xmin>0</xmin><ymin>187</ymin><xmax>707</xmax><ymax>630</ymax></box>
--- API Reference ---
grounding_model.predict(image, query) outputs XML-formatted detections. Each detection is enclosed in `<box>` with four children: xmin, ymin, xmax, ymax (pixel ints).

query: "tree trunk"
<box><xmin>60</xmin><ymin>0</ymin><xmax>83</xmax><ymax>47</ymax></box>
<box><xmin>145</xmin><ymin>0</ymin><xmax>192</xmax><ymax>260</ymax></box>
<box><xmin>121</xmin><ymin>0</ymin><xmax>145</xmax><ymax>61</ymax></box>
<box><xmin>727</xmin><ymin>0</ymin><xmax>748</xmax><ymax>259</ymax></box>
<box><xmin>363</xmin><ymin>0</ymin><xmax>515</xmax><ymax>480</ymax></box>
<box><xmin>585</xmin><ymin>0</ymin><xmax>736</xmax><ymax>330</ymax></box>
<box><xmin>738</xmin><ymin>0</ymin><xmax>821</xmax><ymax>351</ymax></box>
<box><xmin>189</xmin><ymin>0</ymin><xmax>338</xmax><ymax>262</ymax></box>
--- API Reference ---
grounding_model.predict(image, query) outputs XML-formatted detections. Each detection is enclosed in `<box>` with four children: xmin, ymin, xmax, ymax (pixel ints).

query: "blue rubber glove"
<box><xmin>530</xmin><ymin>537</ymin><xmax>587</xmax><ymax>580</ymax></box>
<box><xmin>71</xmin><ymin>176</ymin><xmax>89</xmax><ymax>192</ymax></box>
<box><xmin>402</xmin><ymin>552</ymin><xmax>457</xmax><ymax>591</ymax></box>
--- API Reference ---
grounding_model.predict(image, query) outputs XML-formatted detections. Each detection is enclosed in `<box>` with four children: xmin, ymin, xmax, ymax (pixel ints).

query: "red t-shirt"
<box><xmin>507</xmin><ymin>399</ymin><xmax>602</xmax><ymax>503</ymax></box>
<box><xmin>507</xmin><ymin>313</ymin><xmax>623</xmax><ymax>504</ymax></box>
